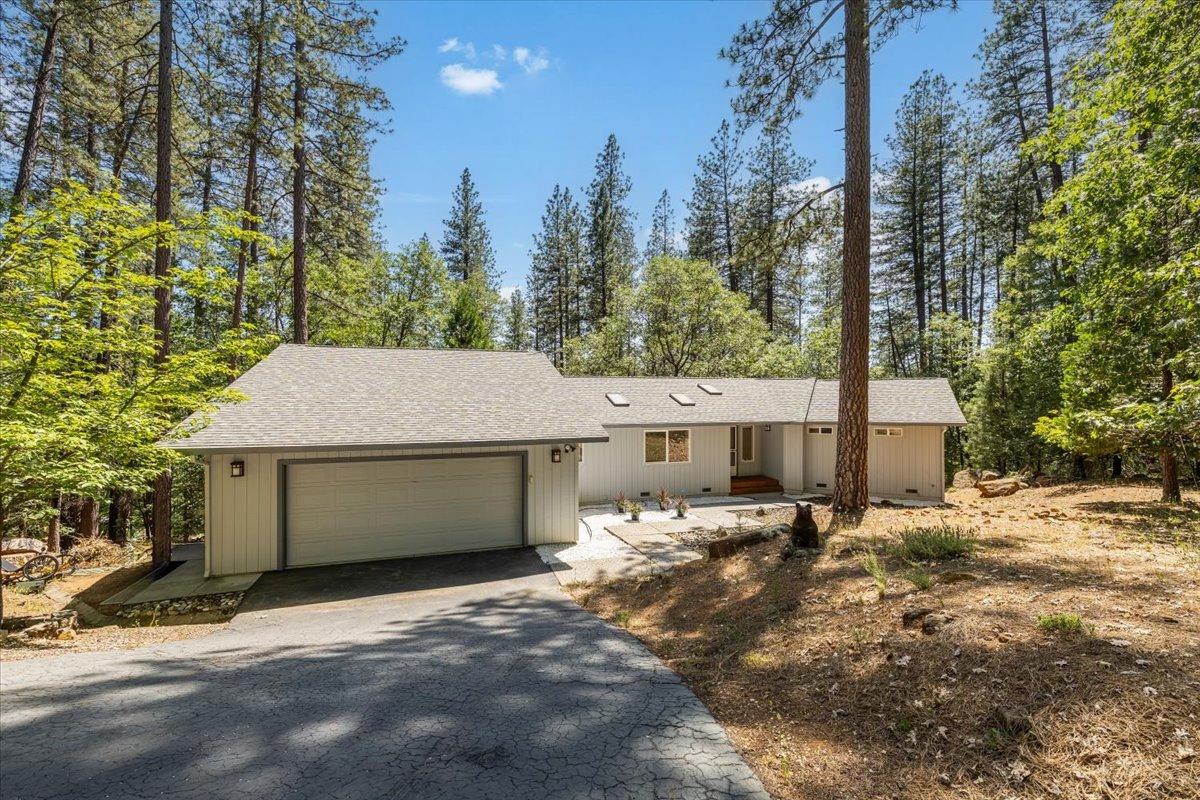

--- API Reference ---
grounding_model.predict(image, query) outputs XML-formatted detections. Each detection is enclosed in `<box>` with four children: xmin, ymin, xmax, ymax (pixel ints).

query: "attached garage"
<box><xmin>284</xmin><ymin>454</ymin><xmax>524</xmax><ymax>568</ymax></box>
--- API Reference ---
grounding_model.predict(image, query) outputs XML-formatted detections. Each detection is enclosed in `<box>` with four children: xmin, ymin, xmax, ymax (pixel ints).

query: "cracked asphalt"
<box><xmin>0</xmin><ymin>549</ymin><xmax>769</xmax><ymax>800</ymax></box>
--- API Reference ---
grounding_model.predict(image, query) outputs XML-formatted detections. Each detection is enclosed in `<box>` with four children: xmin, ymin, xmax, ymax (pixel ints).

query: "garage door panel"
<box><xmin>285</xmin><ymin>455</ymin><xmax>523</xmax><ymax>568</ymax></box>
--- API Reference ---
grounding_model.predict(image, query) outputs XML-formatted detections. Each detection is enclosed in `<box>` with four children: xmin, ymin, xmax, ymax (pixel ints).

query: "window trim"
<box><xmin>740</xmin><ymin>425</ymin><xmax>755</xmax><ymax>462</ymax></box>
<box><xmin>873</xmin><ymin>427</ymin><xmax>903</xmax><ymax>437</ymax></box>
<box><xmin>644</xmin><ymin>428</ymin><xmax>691</xmax><ymax>465</ymax></box>
<box><xmin>808</xmin><ymin>426</ymin><xmax>834</xmax><ymax>435</ymax></box>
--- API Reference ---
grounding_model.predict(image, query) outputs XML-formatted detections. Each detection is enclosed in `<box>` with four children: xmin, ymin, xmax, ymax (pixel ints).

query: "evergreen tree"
<box><xmin>686</xmin><ymin>120</ymin><xmax>745</xmax><ymax>291</ymax></box>
<box><xmin>581</xmin><ymin>134</ymin><xmax>636</xmax><ymax>326</ymax></box>
<box><xmin>644</xmin><ymin>189</ymin><xmax>678</xmax><ymax>261</ymax></box>
<box><xmin>443</xmin><ymin>276</ymin><xmax>494</xmax><ymax>349</ymax></box>
<box><xmin>528</xmin><ymin>184</ymin><xmax>585</xmax><ymax>365</ymax></box>
<box><xmin>503</xmin><ymin>289</ymin><xmax>532</xmax><ymax>351</ymax></box>
<box><xmin>440</xmin><ymin>167</ymin><xmax>497</xmax><ymax>284</ymax></box>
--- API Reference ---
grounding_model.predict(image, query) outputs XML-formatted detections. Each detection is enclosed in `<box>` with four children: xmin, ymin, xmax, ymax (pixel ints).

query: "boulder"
<box><xmin>902</xmin><ymin>607</ymin><xmax>936</xmax><ymax>627</ymax></box>
<box><xmin>952</xmin><ymin>469</ymin><xmax>979</xmax><ymax>489</ymax></box>
<box><xmin>976</xmin><ymin>478</ymin><xmax>1022</xmax><ymax>498</ymax></box>
<box><xmin>922</xmin><ymin>612</ymin><xmax>957</xmax><ymax>634</ymax></box>
<box><xmin>979</xmin><ymin>470</ymin><xmax>1001</xmax><ymax>482</ymax></box>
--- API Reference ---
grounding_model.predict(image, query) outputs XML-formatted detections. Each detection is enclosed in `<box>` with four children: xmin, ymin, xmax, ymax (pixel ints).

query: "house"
<box><xmin>169</xmin><ymin>345</ymin><xmax>966</xmax><ymax>576</ymax></box>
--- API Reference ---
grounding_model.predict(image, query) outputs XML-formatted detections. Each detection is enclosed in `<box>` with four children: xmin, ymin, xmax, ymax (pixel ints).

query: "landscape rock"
<box><xmin>902</xmin><ymin>607</ymin><xmax>936</xmax><ymax>627</ymax></box>
<box><xmin>2</xmin><ymin>609</ymin><xmax>77</xmax><ymax>635</ymax></box>
<box><xmin>708</xmin><ymin>524</ymin><xmax>788</xmax><ymax>560</ymax></box>
<box><xmin>980</xmin><ymin>470</ymin><xmax>1001</xmax><ymax>482</ymax></box>
<box><xmin>976</xmin><ymin>478</ymin><xmax>1022</xmax><ymax>498</ymax></box>
<box><xmin>115</xmin><ymin>591</ymin><xmax>244</xmax><ymax>620</ymax></box>
<box><xmin>952</xmin><ymin>469</ymin><xmax>979</xmax><ymax>489</ymax></box>
<box><xmin>922</xmin><ymin>612</ymin><xmax>957</xmax><ymax>634</ymax></box>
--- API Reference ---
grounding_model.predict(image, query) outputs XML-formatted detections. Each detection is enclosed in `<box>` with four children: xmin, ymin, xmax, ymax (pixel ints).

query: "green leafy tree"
<box><xmin>1026</xmin><ymin>0</ymin><xmax>1200</xmax><ymax>501</ymax></box>
<box><xmin>0</xmin><ymin>185</ymin><xmax>273</xmax><ymax>535</ymax></box>
<box><xmin>380</xmin><ymin>235</ymin><xmax>449</xmax><ymax>348</ymax></box>
<box><xmin>443</xmin><ymin>276</ymin><xmax>494</xmax><ymax>350</ymax></box>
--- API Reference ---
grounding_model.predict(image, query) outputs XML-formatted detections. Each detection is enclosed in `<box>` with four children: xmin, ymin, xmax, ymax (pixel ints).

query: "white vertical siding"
<box><xmin>804</xmin><ymin>427</ymin><xmax>837</xmax><ymax>492</ymax></box>
<box><xmin>782</xmin><ymin>424</ymin><xmax>805</xmax><ymax>492</ymax></box>
<box><xmin>579</xmin><ymin>426</ymin><xmax>730</xmax><ymax>504</ymax></box>
<box><xmin>867</xmin><ymin>425</ymin><xmax>944</xmax><ymax>500</ymax></box>
<box><xmin>803</xmin><ymin>425</ymin><xmax>946</xmax><ymax>500</ymax></box>
<box><xmin>760</xmin><ymin>425</ymin><xmax>785</xmax><ymax>483</ymax></box>
<box><xmin>206</xmin><ymin>443</ymin><xmax>579</xmax><ymax>576</ymax></box>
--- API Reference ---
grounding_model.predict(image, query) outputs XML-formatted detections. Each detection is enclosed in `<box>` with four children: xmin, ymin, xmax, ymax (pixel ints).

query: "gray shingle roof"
<box><xmin>167</xmin><ymin>346</ymin><xmax>967</xmax><ymax>453</ymax></box>
<box><xmin>167</xmin><ymin>345</ymin><xmax>610</xmax><ymax>452</ymax></box>
<box><xmin>562</xmin><ymin>377</ymin><xmax>817</xmax><ymax>426</ymax></box>
<box><xmin>805</xmin><ymin>378</ymin><xmax>967</xmax><ymax>425</ymax></box>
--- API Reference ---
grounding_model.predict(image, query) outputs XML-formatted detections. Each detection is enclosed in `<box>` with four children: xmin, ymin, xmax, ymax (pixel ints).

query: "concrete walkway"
<box><xmin>1</xmin><ymin>549</ymin><xmax>770</xmax><ymax>800</ymax></box>
<box><xmin>102</xmin><ymin>542</ymin><xmax>261</xmax><ymax>606</ymax></box>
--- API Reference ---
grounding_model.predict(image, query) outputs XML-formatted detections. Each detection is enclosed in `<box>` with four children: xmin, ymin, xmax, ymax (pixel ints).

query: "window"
<box><xmin>606</xmin><ymin>392</ymin><xmax>629</xmax><ymax>407</ymax></box>
<box><xmin>644</xmin><ymin>429</ymin><xmax>690</xmax><ymax>464</ymax></box>
<box><xmin>808</xmin><ymin>426</ymin><xmax>833</xmax><ymax>435</ymax></box>
<box><xmin>669</xmin><ymin>392</ymin><xmax>695</xmax><ymax>406</ymax></box>
<box><xmin>697</xmin><ymin>383</ymin><xmax>722</xmax><ymax>395</ymax></box>
<box><xmin>740</xmin><ymin>425</ymin><xmax>754</xmax><ymax>461</ymax></box>
<box><xmin>874</xmin><ymin>427</ymin><xmax>903</xmax><ymax>437</ymax></box>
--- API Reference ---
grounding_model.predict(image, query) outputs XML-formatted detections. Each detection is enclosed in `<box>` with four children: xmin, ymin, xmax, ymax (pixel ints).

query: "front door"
<box><xmin>729</xmin><ymin>426</ymin><xmax>738</xmax><ymax>476</ymax></box>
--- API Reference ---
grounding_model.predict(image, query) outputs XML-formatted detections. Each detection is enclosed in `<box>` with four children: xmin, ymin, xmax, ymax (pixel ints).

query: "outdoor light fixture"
<box><xmin>765</xmin><ymin>425</ymin><xmax>772</xmax><ymax>431</ymax></box>
<box><xmin>551</xmin><ymin>449</ymin><xmax>562</xmax><ymax>463</ymax></box>
<box><xmin>562</xmin><ymin>444</ymin><xmax>576</xmax><ymax>454</ymax></box>
<box><xmin>230</xmin><ymin>460</ymin><xmax>245</xmax><ymax>478</ymax></box>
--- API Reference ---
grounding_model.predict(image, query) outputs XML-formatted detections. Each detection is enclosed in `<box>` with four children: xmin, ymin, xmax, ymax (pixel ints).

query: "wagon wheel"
<box><xmin>21</xmin><ymin>554</ymin><xmax>60</xmax><ymax>582</ymax></box>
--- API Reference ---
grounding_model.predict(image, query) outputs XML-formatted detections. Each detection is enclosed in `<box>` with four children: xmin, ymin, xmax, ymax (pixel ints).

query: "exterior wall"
<box><xmin>732</xmin><ymin>424</ymin><xmax>763</xmax><ymax>477</ymax></box>
<box><xmin>867</xmin><ymin>425</ymin><xmax>945</xmax><ymax>500</ymax></box>
<box><xmin>760</xmin><ymin>424</ymin><xmax>804</xmax><ymax>491</ymax></box>
<box><xmin>803</xmin><ymin>427</ymin><xmax>837</xmax><ymax>493</ymax></box>
<box><xmin>579</xmin><ymin>426</ymin><xmax>730</xmax><ymax>504</ymax></box>
<box><xmin>205</xmin><ymin>443</ymin><xmax>579</xmax><ymax>577</ymax></box>
<box><xmin>804</xmin><ymin>424</ymin><xmax>947</xmax><ymax>500</ymax></box>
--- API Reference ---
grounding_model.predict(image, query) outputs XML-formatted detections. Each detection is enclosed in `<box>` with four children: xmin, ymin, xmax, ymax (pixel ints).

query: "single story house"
<box><xmin>169</xmin><ymin>345</ymin><xmax>966</xmax><ymax>576</ymax></box>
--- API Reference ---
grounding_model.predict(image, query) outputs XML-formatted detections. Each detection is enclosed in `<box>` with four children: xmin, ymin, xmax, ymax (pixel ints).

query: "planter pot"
<box><xmin>630</xmin><ymin>513</ymin><xmax>641</xmax><ymax>522</ymax></box>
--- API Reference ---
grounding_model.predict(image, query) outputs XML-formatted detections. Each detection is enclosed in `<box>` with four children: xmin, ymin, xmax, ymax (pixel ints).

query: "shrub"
<box><xmin>898</xmin><ymin>524</ymin><xmax>977</xmax><ymax>561</ymax></box>
<box><xmin>613</xmin><ymin>492</ymin><xmax>629</xmax><ymax>513</ymax></box>
<box><xmin>861</xmin><ymin>550</ymin><xmax>888</xmax><ymax>598</ymax></box>
<box><xmin>68</xmin><ymin>537</ymin><xmax>146</xmax><ymax>567</ymax></box>
<box><xmin>627</xmin><ymin>501</ymin><xmax>644</xmax><ymax>520</ymax></box>
<box><xmin>903</xmin><ymin>569</ymin><xmax>933</xmax><ymax>591</ymax></box>
<box><xmin>612</xmin><ymin>610</ymin><xmax>632</xmax><ymax>628</ymax></box>
<box><xmin>1037</xmin><ymin>612</ymin><xmax>1086</xmax><ymax>634</ymax></box>
<box><xmin>675</xmin><ymin>495</ymin><xmax>690</xmax><ymax>518</ymax></box>
<box><xmin>655</xmin><ymin>487</ymin><xmax>673</xmax><ymax>511</ymax></box>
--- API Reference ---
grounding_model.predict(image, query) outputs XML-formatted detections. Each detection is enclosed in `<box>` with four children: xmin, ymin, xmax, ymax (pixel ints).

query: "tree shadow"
<box><xmin>0</xmin><ymin>568</ymin><xmax>770</xmax><ymax>800</ymax></box>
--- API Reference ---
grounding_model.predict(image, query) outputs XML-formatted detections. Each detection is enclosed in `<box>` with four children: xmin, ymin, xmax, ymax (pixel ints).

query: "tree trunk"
<box><xmin>1161</xmin><ymin>366</ymin><xmax>1181</xmax><ymax>502</ymax></box>
<box><xmin>832</xmin><ymin>0</ymin><xmax>870</xmax><ymax>513</ymax></box>
<box><xmin>292</xmin><ymin>30</ymin><xmax>309</xmax><ymax>344</ymax></box>
<box><xmin>12</xmin><ymin>2</ymin><xmax>62</xmax><ymax>209</ymax></box>
<box><xmin>47</xmin><ymin>493</ymin><xmax>61</xmax><ymax>552</ymax></box>
<box><xmin>151</xmin><ymin>0</ymin><xmax>174</xmax><ymax>568</ymax></box>
<box><xmin>105</xmin><ymin>489</ymin><xmax>130</xmax><ymax>545</ymax></box>
<box><xmin>79</xmin><ymin>497</ymin><xmax>100</xmax><ymax>538</ymax></box>
<box><xmin>233</xmin><ymin>0</ymin><xmax>266</xmax><ymax>329</ymax></box>
<box><xmin>1038</xmin><ymin>0</ymin><xmax>1065</xmax><ymax>194</ymax></box>
<box><xmin>1110</xmin><ymin>453</ymin><xmax>1122</xmax><ymax>479</ymax></box>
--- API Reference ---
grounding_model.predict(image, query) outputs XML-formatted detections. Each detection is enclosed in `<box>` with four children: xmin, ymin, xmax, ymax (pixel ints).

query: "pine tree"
<box><xmin>503</xmin><ymin>289</ymin><xmax>532</xmax><ymax>351</ymax></box>
<box><xmin>444</xmin><ymin>277</ymin><xmax>494</xmax><ymax>350</ymax></box>
<box><xmin>528</xmin><ymin>184</ymin><xmax>585</xmax><ymax>365</ymax></box>
<box><xmin>440</xmin><ymin>167</ymin><xmax>497</xmax><ymax>284</ymax></box>
<box><xmin>644</xmin><ymin>189</ymin><xmax>677</xmax><ymax>261</ymax></box>
<box><xmin>685</xmin><ymin>120</ymin><xmax>744</xmax><ymax>291</ymax></box>
<box><xmin>581</xmin><ymin>134</ymin><xmax>636</xmax><ymax>326</ymax></box>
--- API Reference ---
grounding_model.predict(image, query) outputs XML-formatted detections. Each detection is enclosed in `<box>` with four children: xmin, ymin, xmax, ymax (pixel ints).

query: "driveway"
<box><xmin>0</xmin><ymin>548</ymin><xmax>769</xmax><ymax>800</ymax></box>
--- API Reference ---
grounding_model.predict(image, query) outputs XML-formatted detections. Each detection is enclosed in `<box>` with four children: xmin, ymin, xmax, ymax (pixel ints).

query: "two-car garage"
<box><xmin>283</xmin><ymin>454</ymin><xmax>525</xmax><ymax>568</ymax></box>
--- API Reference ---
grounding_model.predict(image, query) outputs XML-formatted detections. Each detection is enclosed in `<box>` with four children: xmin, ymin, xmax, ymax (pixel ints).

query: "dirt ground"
<box><xmin>575</xmin><ymin>480</ymin><xmax>1200</xmax><ymax>800</ymax></box>
<box><xmin>1</xmin><ymin>562</ymin><xmax>232</xmax><ymax>662</ymax></box>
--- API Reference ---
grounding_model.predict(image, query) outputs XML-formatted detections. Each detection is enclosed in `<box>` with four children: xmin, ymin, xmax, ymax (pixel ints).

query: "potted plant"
<box><xmin>628</xmin><ymin>501</ymin><xmax>644</xmax><ymax>522</ymax></box>
<box><xmin>675</xmin><ymin>495</ymin><xmax>690</xmax><ymax>519</ymax></box>
<box><xmin>655</xmin><ymin>487</ymin><xmax>672</xmax><ymax>511</ymax></box>
<box><xmin>613</xmin><ymin>492</ymin><xmax>629</xmax><ymax>513</ymax></box>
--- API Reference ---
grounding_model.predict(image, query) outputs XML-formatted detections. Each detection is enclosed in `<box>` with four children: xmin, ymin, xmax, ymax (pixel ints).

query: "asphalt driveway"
<box><xmin>0</xmin><ymin>548</ymin><xmax>768</xmax><ymax>800</ymax></box>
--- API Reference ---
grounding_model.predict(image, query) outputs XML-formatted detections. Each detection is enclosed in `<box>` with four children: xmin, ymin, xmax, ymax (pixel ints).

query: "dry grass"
<box><xmin>574</xmin><ymin>480</ymin><xmax>1200</xmax><ymax>800</ymax></box>
<box><xmin>66</xmin><ymin>537</ymin><xmax>150</xmax><ymax>568</ymax></box>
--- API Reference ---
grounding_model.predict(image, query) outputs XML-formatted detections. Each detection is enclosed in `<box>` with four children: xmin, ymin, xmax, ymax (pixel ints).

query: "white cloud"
<box><xmin>438</xmin><ymin>37</ymin><xmax>475</xmax><ymax>59</ymax></box>
<box><xmin>791</xmin><ymin>176</ymin><xmax>833</xmax><ymax>195</ymax></box>
<box><xmin>513</xmin><ymin>46</ymin><xmax>550</xmax><ymax>74</ymax></box>
<box><xmin>491</xmin><ymin>44</ymin><xmax>507</xmax><ymax>60</ymax></box>
<box><xmin>440</xmin><ymin>64</ymin><xmax>502</xmax><ymax>96</ymax></box>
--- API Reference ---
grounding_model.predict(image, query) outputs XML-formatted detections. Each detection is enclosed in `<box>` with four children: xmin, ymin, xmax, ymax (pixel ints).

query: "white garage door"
<box><xmin>285</xmin><ymin>455</ymin><xmax>524</xmax><ymax>568</ymax></box>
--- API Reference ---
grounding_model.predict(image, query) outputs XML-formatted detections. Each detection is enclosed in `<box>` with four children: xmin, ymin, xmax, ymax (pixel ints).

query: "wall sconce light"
<box><xmin>765</xmin><ymin>425</ymin><xmax>772</xmax><ymax>431</ymax></box>
<box><xmin>551</xmin><ymin>449</ymin><xmax>562</xmax><ymax>463</ymax></box>
<box><xmin>230</xmin><ymin>460</ymin><xmax>245</xmax><ymax>478</ymax></box>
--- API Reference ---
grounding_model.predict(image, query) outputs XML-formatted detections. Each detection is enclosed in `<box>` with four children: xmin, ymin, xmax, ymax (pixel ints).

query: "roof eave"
<box><xmin>163</xmin><ymin>432</ymin><xmax>611</xmax><ymax>455</ymax></box>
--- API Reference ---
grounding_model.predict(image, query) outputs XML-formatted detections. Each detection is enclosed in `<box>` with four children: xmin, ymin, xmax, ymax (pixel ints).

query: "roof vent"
<box><xmin>670</xmin><ymin>392</ymin><xmax>695</xmax><ymax>406</ymax></box>
<box><xmin>606</xmin><ymin>392</ymin><xmax>629</xmax><ymax>407</ymax></box>
<box><xmin>697</xmin><ymin>383</ymin><xmax>722</xmax><ymax>395</ymax></box>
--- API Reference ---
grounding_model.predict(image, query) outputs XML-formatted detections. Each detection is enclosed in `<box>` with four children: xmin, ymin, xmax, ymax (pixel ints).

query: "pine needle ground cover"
<box><xmin>574</xmin><ymin>481</ymin><xmax>1200</xmax><ymax>800</ymax></box>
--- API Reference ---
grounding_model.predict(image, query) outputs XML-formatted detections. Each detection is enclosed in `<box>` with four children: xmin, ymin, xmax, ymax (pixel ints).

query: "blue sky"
<box><xmin>367</xmin><ymin>0</ymin><xmax>997</xmax><ymax>295</ymax></box>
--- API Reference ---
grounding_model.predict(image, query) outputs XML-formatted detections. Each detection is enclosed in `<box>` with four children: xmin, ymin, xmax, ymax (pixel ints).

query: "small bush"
<box><xmin>613</xmin><ymin>492</ymin><xmax>629</xmax><ymax>513</ymax></box>
<box><xmin>1037</xmin><ymin>612</ymin><xmax>1086</xmax><ymax>634</ymax></box>
<box><xmin>68</xmin><ymin>537</ymin><xmax>146</xmax><ymax>567</ymax></box>
<box><xmin>903</xmin><ymin>569</ymin><xmax>933</xmax><ymax>591</ymax></box>
<box><xmin>655</xmin><ymin>487</ymin><xmax>673</xmax><ymax>511</ymax></box>
<box><xmin>861</xmin><ymin>550</ymin><xmax>888</xmax><ymax>598</ymax></box>
<box><xmin>675</xmin><ymin>495</ymin><xmax>690</xmax><ymax>517</ymax></box>
<box><xmin>898</xmin><ymin>525</ymin><xmax>977</xmax><ymax>562</ymax></box>
<box><xmin>740</xmin><ymin>650</ymin><xmax>777</xmax><ymax>670</ymax></box>
<box><xmin>612</xmin><ymin>610</ymin><xmax>632</xmax><ymax>628</ymax></box>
